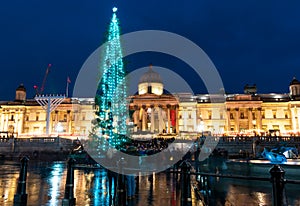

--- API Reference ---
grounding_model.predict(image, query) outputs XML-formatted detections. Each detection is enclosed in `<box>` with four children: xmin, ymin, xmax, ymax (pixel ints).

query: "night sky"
<box><xmin>1</xmin><ymin>0</ymin><xmax>300</xmax><ymax>100</ymax></box>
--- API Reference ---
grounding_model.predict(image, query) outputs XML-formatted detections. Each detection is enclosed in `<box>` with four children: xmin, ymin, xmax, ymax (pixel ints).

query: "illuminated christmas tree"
<box><xmin>94</xmin><ymin>7</ymin><xmax>128</xmax><ymax>148</ymax></box>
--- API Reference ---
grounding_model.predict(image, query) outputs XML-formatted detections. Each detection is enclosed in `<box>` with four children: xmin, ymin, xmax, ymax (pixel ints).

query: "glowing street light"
<box><xmin>198</xmin><ymin>120</ymin><xmax>205</xmax><ymax>137</ymax></box>
<box><xmin>55</xmin><ymin>122</ymin><xmax>64</xmax><ymax>134</ymax></box>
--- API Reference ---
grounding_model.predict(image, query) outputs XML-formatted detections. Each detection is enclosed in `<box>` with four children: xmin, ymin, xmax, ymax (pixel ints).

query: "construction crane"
<box><xmin>34</xmin><ymin>64</ymin><xmax>51</xmax><ymax>96</ymax></box>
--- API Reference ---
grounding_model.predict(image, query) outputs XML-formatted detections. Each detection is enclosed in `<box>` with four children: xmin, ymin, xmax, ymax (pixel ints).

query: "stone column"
<box><xmin>183</xmin><ymin>110</ymin><xmax>187</xmax><ymax>132</ymax></box>
<box><xmin>256</xmin><ymin>108</ymin><xmax>262</xmax><ymax>130</ymax></box>
<box><xmin>158</xmin><ymin>106</ymin><xmax>163</xmax><ymax>133</ymax></box>
<box><xmin>135</xmin><ymin>110</ymin><xmax>139</xmax><ymax>131</ymax></box>
<box><xmin>13</xmin><ymin>113</ymin><xmax>17</xmax><ymax>134</ymax></box>
<box><xmin>226</xmin><ymin>109</ymin><xmax>231</xmax><ymax>132</ymax></box>
<box><xmin>67</xmin><ymin>110</ymin><xmax>71</xmax><ymax>134</ymax></box>
<box><xmin>176</xmin><ymin>106</ymin><xmax>179</xmax><ymax>133</ymax></box>
<box><xmin>15</xmin><ymin>113</ymin><xmax>19</xmax><ymax>135</ymax></box>
<box><xmin>0</xmin><ymin>112</ymin><xmax>3</xmax><ymax>132</ymax></box>
<box><xmin>193</xmin><ymin>109</ymin><xmax>197</xmax><ymax>132</ymax></box>
<box><xmin>161</xmin><ymin>109</ymin><xmax>168</xmax><ymax>133</ymax></box>
<box><xmin>167</xmin><ymin>105</ymin><xmax>171</xmax><ymax>133</ymax></box>
<box><xmin>4</xmin><ymin>112</ymin><xmax>8</xmax><ymax>132</ymax></box>
<box><xmin>150</xmin><ymin>105</ymin><xmax>155</xmax><ymax>133</ymax></box>
<box><xmin>297</xmin><ymin>108</ymin><xmax>300</xmax><ymax>132</ymax></box>
<box><xmin>139</xmin><ymin>107</ymin><xmax>143</xmax><ymax>131</ymax></box>
<box><xmin>142</xmin><ymin>106</ymin><xmax>147</xmax><ymax>131</ymax></box>
<box><xmin>52</xmin><ymin>110</ymin><xmax>59</xmax><ymax>135</ymax></box>
<box><xmin>248</xmin><ymin>108</ymin><xmax>253</xmax><ymax>130</ymax></box>
<box><xmin>163</xmin><ymin>108</ymin><xmax>167</xmax><ymax>132</ymax></box>
<box><xmin>2</xmin><ymin>113</ymin><xmax>5</xmax><ymax>132</ymax></box>
<box><xmin>133</xmin><ymin>107</ymin><xmax>139</xmax><ymax>131</ymax></box>
<box><xmin>235</xmin><ymin>108</ymin><xmax>239</xmax><ymax>132</ymax></box>
<box><xmin>18</xmin><ymin>110</ymin><xmax>24</xmax><ymax>135</ymax></box>
<box><xmin>55</xmin><ymin>111</ymin><xmax>59</xmax><ymax>123</ymax></box>
<box><xmin>290</xmin><ymin>107</ymin><xmax>296</xmax><ymax>132</ymax></box>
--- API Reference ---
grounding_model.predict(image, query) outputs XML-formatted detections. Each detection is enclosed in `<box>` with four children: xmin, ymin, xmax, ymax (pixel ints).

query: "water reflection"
<box><xmin>48</xmin><ymin>163</ymin><xmax>64</xmax><ymax>206</ymax></box>
<box><xmin>0</xmin><ymin>162</ymin><xmax>19</xmax><ymax>205</ymax></box>
<box><xmin>133</xmin><ymin>172</ymin><xmax>181</xmax><ymax>206</ymax></box>
<box><xmin>0</xmin><ymin>159</ymin><xmax>300</xmax><ymax>205</ymax></box>
<box><xmin>222</xmin><ymin>184</ymin><xmax>271</xmax><ymax>205</ymax></box>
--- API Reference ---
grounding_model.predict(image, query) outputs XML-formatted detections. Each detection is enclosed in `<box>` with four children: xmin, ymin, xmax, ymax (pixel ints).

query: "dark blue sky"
<box><xmin>1</xmin><ymin>0</ymin><xmax>300</xmax><ymax>100</ymax></box>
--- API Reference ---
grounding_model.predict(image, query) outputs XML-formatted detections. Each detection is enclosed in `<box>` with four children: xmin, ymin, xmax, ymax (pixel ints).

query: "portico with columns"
<box><xmin>129</xmin><ymin>66</ymin><xmax>179</xmax><ymax>134</ymax></box>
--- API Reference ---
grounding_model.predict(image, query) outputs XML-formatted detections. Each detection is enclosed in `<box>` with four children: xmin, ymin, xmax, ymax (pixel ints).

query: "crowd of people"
<box><xmin>121</xmin><ymin>137</ymin><xmax>174</xmax><ymax>156</ymax></box>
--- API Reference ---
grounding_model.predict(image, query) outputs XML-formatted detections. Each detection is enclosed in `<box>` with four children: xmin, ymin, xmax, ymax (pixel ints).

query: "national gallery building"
<box><xmin>0</xmin><ymin>67</ymin><xmax>300</xmax><ymax>139</ymax></box>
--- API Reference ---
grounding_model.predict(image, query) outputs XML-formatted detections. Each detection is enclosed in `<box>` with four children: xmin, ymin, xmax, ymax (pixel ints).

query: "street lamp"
<box><xmin>55</xmin><ymin>122</ymin><xmax>64</xmax><ymax>136</ymax></box>
<box><xmin>198</xmin><ymin>120</ymin><xmax>204</xmax><ymax>135</ymax></box>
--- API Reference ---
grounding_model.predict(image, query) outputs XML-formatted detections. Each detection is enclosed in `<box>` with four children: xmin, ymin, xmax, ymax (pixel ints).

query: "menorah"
<box><xmin>35</xmin><ymin>94</ymin><xmax>65</xmax><ymax>135</ymax></box>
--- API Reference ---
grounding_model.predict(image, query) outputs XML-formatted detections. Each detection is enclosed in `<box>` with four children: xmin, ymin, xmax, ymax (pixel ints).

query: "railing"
<box><xmin>0</xmin><ymin>138</ymin><xmax>12</xmax><ymax>143</ymax></box>
<box><xmin>219</xmin><ymin>136</ymin><xmax>300</xmax><ymax>143</ymax></box>
<box><xmin>171</xmin><ymin>161</ymin><xmax>299</xmax><ymax>206</ymax></box>
<box><xmin>0</xmin><ymin>137</ymin><xmax>74</xmax><ymax>156</ymax></box>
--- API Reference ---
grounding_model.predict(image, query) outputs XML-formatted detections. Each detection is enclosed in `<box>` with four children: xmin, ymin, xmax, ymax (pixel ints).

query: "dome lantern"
<box><xmin>138</xmin><ymin>64</ymin><xmax>163</xmax><ymax>95</ymax></box>
<box><xmin>15</xmin><ymin>84</ymin><xmax>26</xmax><ymax>102</ymax></box>
<box><xmin>289</xmin><ymin>77</ymin><xmax>300</xmax><ymax>98</ymax></box>
<box><xmin>139</xmin><ymin>64</ymin><xmax>163</xmax><ymax>84</ymax></box>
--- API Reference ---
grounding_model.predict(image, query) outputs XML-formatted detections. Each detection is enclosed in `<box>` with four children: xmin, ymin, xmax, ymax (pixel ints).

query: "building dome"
<box><xmin>289</xmin><ymin>77</ymin><xmax>300</xmax><ymax>98</ymax></box>
<box><xmin>290</xmin><ymin>77</ymin><xmax>300</xmax><ymax>85</ymax></box>
<box><xmin>138</xmin><ymin>65</ymin><xmax>163</xmax><ymax>95</ymax></box>
<box><xmin>16</xmin><ymin>84</ymin><xmax>26</xmax><ymax>92</ymax></box>
<box><xmin>15</xmin><ymin>84</ymin><xmax>26</xmax><ymax>102</ymax></box>
<box><xmin>139</xmin><ymin>67</ymin><xmax>162</xmax><ymax>84</ymax></box>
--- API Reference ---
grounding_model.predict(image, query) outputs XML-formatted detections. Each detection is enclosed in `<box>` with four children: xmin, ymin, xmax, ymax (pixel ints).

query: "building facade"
<box><xmin>1</xmin><ymin>71</ymin><xmax>300</xmax><ymax>138</ymax></box>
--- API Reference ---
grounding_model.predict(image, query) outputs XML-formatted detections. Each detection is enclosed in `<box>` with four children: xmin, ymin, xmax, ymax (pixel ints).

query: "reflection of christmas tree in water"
<box><xmin>91</xmin><ymin>7</ymin><xmax>128</xmax><ymax>151</ymax></box>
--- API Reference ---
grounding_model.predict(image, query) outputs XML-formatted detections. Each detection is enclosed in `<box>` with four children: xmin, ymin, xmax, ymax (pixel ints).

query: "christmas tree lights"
<box><xmin>94</xmin><ymin>7</ymin><xmax>128</xmax><ymax>149</ymax></box>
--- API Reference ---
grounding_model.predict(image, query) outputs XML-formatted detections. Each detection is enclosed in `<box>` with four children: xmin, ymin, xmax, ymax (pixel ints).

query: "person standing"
<box><xmin>126</xmin><ymin>175</ymin><xmax>136</xmax><ymax>199</ymax></box>
<box><xmin>106</xmin><ymin>148</ymin><xmax>118</xmax><ymax>204</ymax></box>
<box><xmin>125</xmin><ymin>146</ymin><xmax>137</xmax><ymax>200</ymax></box>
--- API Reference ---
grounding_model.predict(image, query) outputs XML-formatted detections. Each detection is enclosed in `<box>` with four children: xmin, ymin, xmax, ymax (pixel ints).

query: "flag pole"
<box><xmin>66</xmin><ymin>77</ymin><xmax>70</xmax><ymax>97</ymax></box>
<box><xmin>66</xmin><ymin>80</ymin><xmax>69</xmax><ymax>97</ymax></box>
